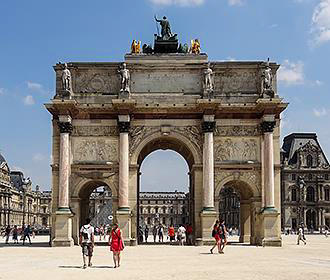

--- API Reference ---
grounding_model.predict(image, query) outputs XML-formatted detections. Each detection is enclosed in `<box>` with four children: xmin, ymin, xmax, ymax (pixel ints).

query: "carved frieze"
<box><xmin>72</xmin><ymin>138</ymin><xmax>118</xmax><ymax>162</ymax></box>
<box><xmin>129</xmin><ymin>126</ymin><xmax>160</xmax><ymax>155</ymax></box>
<box><xmin>73</xmin><ymin>71</ymin><xmax>120</xmax><ymax>94</ymax></box>
<box><xmin>72</xmin><ymin>126</ymin><xmax>118</xmax><ymax>137</ymax></box>
<box><xmin>214</xmin><ymin>138</ymin><xmax>259</xmax><ymax>162</ymax></box>
<box><xmin>214</xmin><ymin>125</ymin><xmax>260</xmax><ymax>137</ymax></box>
<box><xmin>173</xmin><ymin>126</ymin><xmax>203</xmax><ymax>154</ymax></box>
<box><xmin>214</xmin><ymin>70</ymin><xmax>258</xmax><ymax>94</ymax></box>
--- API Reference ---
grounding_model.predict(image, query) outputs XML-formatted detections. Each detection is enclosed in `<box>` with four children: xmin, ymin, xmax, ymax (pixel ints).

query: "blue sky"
<box><xmin>0</xmin><ymin>0</ymin><xmax>329</xmax><ymax>191</ymax></box>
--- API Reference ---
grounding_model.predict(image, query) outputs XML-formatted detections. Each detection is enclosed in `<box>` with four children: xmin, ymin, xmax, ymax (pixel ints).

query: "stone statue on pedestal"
<box><xmin>61</xmin><ymin>63</ymin><xmax>72</xmax><ymax>92</ymax></box>
<box><xmin>203</xmin><ymin>62</ymin><xmax>214</xmax><ymax>98</ymax></box>
<box><xmin>118</xmin><ymin>63</ymin><xmax>130</xmax><ymax>96</ymax></box>
<box><xmin>261</xmin><ymin>58</ymin><xmax>274</xmax><ymax>98</ymax></box>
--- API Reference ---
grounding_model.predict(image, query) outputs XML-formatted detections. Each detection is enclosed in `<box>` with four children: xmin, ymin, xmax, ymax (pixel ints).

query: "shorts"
<box><xmin>81</xmin><ymin>243</ymin><xmax>93</xmax><ymax>257</ymax></box>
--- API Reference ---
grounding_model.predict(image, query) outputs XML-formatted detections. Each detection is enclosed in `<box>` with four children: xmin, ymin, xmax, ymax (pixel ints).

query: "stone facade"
<box><xmin>139</xmin><ymin>192</ymin><xmax>190</xmax><ymax>228</ymax></box>
<box><xmin>0</xmin><ymin>154</ymin><xmax>51</xmax><ymax>229</ymax></box>
<box><xmin>46</xmin><ymin>53</ymin><xmax>287</xmax><ymax>247</ymax></box>
<box><xmin>281</xmin><ymin>133</ymin><xmax>330</xmax><ymax>231</ymax></box>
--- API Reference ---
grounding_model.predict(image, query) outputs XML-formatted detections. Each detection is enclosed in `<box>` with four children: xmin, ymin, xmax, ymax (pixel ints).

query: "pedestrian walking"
<box><xmin>12</xmin><ymin>225</ymin><xmax>18</xmax><ymax>244</ymax></box>
<box><xmin>109</xmin><ymin>223</ymin><xmax>124</xmax><ymax>268</ymax></box>
<box><xmin>297</xmin><ymin>223</ymin><xmax>306</xmax><ymax>245</ymax></box>
<box><xmin>177</xmin><ymin>224</ymin><xmax>186</xmax><ymax>246</ymax></box>
<box><xmin>219</xmin><ymin>219</ymin><xmax>227</xmax><ymax>253</ymax></box>
<box><xmin>22</xmin><ymin>225</ymin><xmax>32</xmax><ymax>245</ymax></box>
<box><xmin>168</xmin><ymin>224</ymin><xmax>175</xmax><ymax>243</ymax></box>
<box><xmin>186</xmin><ymin>224</ymin><xmax>193</xmax><ymax>245</ymax></box>
<box><xmin>152</xmin><ymin>225</ymin><xmax>158</xmax><ymax>242</ymax></box>
<box><xmin>158</xmin><ymin>224</ymin><xmax>164</xmax><ymax>242</ymax></box>
<box><xmin>324</xmin><ymin>227</ymin><xmax>329</xmax><ymax>238</ymax></box>
<box><xmin>99</xmin><ymin>225</ymin><xmax>104</xmax><ymax>241</ymax></box>
<box><xmin>210</xmin><ymin>220</ymin><xmax>221</xmax><ymax>254</ymax></box>
<box><xmin>5</xmin><ymin>225</ymin><xmax>11</xmax><ymax>244</ymax></box>
<box><xmin>79</xmin><ymin>218</ymin><xmax>95</xmax><ymax>269</ymax></box>
<box><xmin>144</xmin><ymin>226</ymin><xmax>149</xmax><ymax>243</ymax></box>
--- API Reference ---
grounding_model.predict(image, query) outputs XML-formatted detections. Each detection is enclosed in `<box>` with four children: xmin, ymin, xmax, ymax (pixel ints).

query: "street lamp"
<box><xmin>21</xmin><ymin>177</ymin><xmax>31</xmax><ymax>229</ymax></box>
<box><xmin>298</xmin><ymin>176</ymin><xmax>305</xmax><ymax>226</ymax></box>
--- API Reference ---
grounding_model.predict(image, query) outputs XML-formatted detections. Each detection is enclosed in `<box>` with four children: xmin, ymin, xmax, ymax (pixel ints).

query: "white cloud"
<box><xmin>228</xmin><ymin>0</ymin><xmax>243</xmax><ymax>6</ymax></box>
<box><xmin>315</xmin><ymin>79</ymin><xmax>323</xmax><ymax>86</ymax></box>
<box><xmin>149</xmin><ymin>0</ymin><xmax>204</xmax><ymax>6</ymax></box>
<box><xmin>313</xmin><ymin>108</ymin><xmax>328</xmax><ymax>117</ymax></box>
<box><xmin>33</xmin><ymin>153</ymin><xmax>45</xmax><ymax>162</ymax></box>
<box><xmin>278</xmin><ymin>60</ymin><xmax>304</xmax><ymax>85</ymax></box>
<box><xmin>311</xmin><ymin>0</ymin><xmax>330</xmax><ymax>45</ymax></box>
<box><xmin>27</xmin><ymin>81</ymin><xmax>43</xmax><ymax>91</ymax></box>
<box><xmin>23</xmin><ymin>95</ymin><xmax>35</xmax><ymax>105</ymax></box>
<box><xmin>226</xmin><ymin>56</ymin><xmax>236</xmax><ymax>61</ymax></box>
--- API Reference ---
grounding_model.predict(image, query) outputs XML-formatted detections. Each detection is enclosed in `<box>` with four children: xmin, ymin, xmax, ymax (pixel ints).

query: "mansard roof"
<box><xmin>282</xmin><ymin>133</ymin><xmax>329</xmax><ymax>166</ymax></box>
<box><xmin>10</xmin><ymin>171</ymin><xmax>25</xmax><ymax>191</ymax></box>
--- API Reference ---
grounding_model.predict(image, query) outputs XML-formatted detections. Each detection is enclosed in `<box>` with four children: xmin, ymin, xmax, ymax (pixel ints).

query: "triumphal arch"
<box><xmin>46</xmin><ymin>25</ymin><xmax>287</xmax><ymax>247</ymax></box>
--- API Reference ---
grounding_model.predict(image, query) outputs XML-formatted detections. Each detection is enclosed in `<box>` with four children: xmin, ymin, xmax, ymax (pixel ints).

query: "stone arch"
<box><xmin>215</xmin><ymin>173</ymin><xmax>261</xmax><ymax>244</ymax></box>
<box><xmin>70</xmin><ymin>178</ymin><xmax>118</xmax><ymax>244</ymax></box>
<box><xmin>130</xmin><ymin>130</ymin><xmax>202</xmax><ymax>168</ymax></box>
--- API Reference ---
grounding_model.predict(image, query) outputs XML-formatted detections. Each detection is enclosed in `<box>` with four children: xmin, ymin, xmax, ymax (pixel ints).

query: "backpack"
<box><xmin>82</xmin><ymin>225</ymin><xmax>90</xmax><ymax>241</ymax></box>
<box><xmin>212</xmin><ymin>228</ymin><xmax>217</xmax><ymax>237</ymax></box>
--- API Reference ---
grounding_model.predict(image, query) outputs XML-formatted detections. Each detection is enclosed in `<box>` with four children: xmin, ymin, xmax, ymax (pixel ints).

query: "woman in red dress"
<box><xmin>109</xmin><ymin>223</ymin><xmax>124</xmax><ymax>268</ymax></box>
<box><xmin>210</xmin><ymin>220</ymin><xmax>221</xmax><ymax>254</ymax></box>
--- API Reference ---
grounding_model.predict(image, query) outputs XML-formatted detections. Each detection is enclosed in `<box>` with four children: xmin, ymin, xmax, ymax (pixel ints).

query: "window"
<box><xmin>155</xmin><ymin>207</ymin><xmax>158</xmax><ymax>213</ymax></box>
<box><xmin>292</xmin><ymin>174</ymin><xmax>296</xmax><ymax>181</ymax></box>
<box><xmin>325</xmin><ymin>189</ymin><xmax>330</xmax><ymax>201</ymax></box>
<box><xmin>307</xmin><ymin>155</ymin><xmax>313</xmax><ymax>168</ymax></box>
<box><xmin>147</xmin><ymin>217</ymin><xmax>151</xmax><ymax>224</ymax></box>
<box><xmin>148</xmin><ymin>207</ymin><xmax>151</xmax><ymax>214</ymax></box>
<box><xmin>155</xmin><ymin>200</ymin><xmax>158</xmax><ymax>204</ymax></box>
<box><xmin>291</xmin><ymin>188</ymin><xmax>297</xmax><ymax>202</ymax></box>
<box><xmin>148</xmin><ymin>200</ymin><xmax>150</xmax><ymax>204</ymax></box>
<box><xmin>325</xmin><ymin>174</ymin><xmax>329</xmax><ymax>180</ymax></box>
<box><xmin>306</xmin><ymin>186</ymin><xmax>315</xmax><ymax>202</ymax></box>
<box><xmin>162</xmin><ymin>217</ymin><xmax>166</xmax><ymax>224</ymax></box>
<box><xmin>308</xmin><ymin>174</ymin><xmax>313</xmax><ymax>180</ymax></box>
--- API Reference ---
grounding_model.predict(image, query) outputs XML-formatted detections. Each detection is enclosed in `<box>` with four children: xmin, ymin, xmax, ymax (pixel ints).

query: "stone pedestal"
<box><xmin>261</xmin><ymin>210</ymin><xmax>282</xmax><ymax>247</ymax></box>
<box><xmin>52</xmin><ymin>211</ymin><xmax>74</xmax><ymax>247</ymax></box>
<box><xmin>116</xmin><ymin>209</ymin><xmax>131</xmax><ymax>245</ymax></box>
<box><xmin>200</xmin><ymin>210</ymin><xmax>217</xmax><ymax>245</ymax></box>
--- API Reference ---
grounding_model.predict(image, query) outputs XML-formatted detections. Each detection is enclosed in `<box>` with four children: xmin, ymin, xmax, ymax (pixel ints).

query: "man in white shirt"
<box><xmin>297</xmin><ymin>224</ymin><xmax>306</xmax><ymax>245</ymax></box>
<box><xmin>79</xmin><ymin>218</ymin><xmax>95</xmax><ymax>269</ymax></box>
<box><xmin>177</xmin><ymin>224</ymin><xmax>186</xmax><ymax>246</ymax></box>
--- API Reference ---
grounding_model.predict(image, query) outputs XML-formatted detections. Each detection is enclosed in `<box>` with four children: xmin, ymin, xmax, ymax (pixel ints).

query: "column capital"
<box><xmin>202</xmin><ymin>121</ymin><xmax>216</xmax><ymax>133</ymax></box>
<box><xmin>118</xmin><ymin>121</ymin><xmax>130</xmax><ymax>133</ymax></box>
<box><xmin>260</xmin><ymin>121</ymin><xmax>276</xmax><ymax>133</ymax></box>
<box><xmin>58</xmin><ymin>121</ymin><xmax>73</xmax><ymax>134</ymax></box>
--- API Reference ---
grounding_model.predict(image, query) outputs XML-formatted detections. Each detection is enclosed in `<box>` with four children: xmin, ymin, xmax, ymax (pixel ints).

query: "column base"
<box><xmin>200</xmin><ymin>209</ymin><xmax>217</xmax><ymax>244</ymax></box>
<box><xmin>260</xmin><ymin>209</ymin><xmax>282</xmax><ymax>247</ymax></box>
<box><xmin>52</xmin><ymin>210</ymin><xmax>74</xmax><ymax>247</ymax></box>
<box><xmin>116</xmin><ymin>209</ymin><xmax>131</xmax><ymax>245</ymax></box>
<box><xmin>239</xmin><ymin>235</ymin><xmax>251</xmax><ymax>243</ymax></box>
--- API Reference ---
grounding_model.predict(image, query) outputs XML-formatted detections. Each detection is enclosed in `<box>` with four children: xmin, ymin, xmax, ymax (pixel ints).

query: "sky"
<box><xmin>0</xmin><ymin>0</ymin><xmax>330</xmax><ymax>191</ymax></box>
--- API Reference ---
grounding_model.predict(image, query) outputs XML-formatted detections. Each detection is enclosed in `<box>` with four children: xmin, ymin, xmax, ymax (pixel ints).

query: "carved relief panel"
<box><xmin>72</xmin><ymin>137</ymin><xmax>118</xmax><ymax>163</ymax></box>
<box><xmin>214</xmin><ymin>137</ymin><xmax>260</xmax><ymax>162</ymax></box>
<box><xmin>214</xmin><ymin>69</ymin><xmax>258</xmax><ymax>94</ymax></box>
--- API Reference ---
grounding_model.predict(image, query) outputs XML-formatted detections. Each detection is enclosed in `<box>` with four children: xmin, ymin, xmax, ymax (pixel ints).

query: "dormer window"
<box><xmin>306</xmin><ymin>155</ymin><xmax>313</xmax><ymax>168</ymax></box>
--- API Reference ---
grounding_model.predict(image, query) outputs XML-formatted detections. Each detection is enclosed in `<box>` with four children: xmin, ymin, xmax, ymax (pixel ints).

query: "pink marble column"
<box><xmin>202</xmin><ymin>118</ymin><xmax>216</xmax><ymax>210</ymax></box>
<box><xmin>261</xmin><ymin>118</ymin><xmax>276</xmax><ymax>210</ymax></box>
<box><xmin>118</xmin><ymin>116</ymin><xmax>130</xmax><ymax>210</ymax></box>
<box><xmin>58</xmin><ymin>117</ymin><xmax>72</xmax><ymax>211</ymax></box>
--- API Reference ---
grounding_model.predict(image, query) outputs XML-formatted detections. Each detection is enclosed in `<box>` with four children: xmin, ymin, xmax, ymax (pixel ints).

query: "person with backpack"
<box><xmin>79</xmin><ymin>218</ymin><xmax>95</xmax><ymax>269</ymax></box>
<box><xmin>210</xmin><ymin>220</ymin><xmax>221</xmax><ymax>254</ymax></box>
<box><xmin>109</xmin><ymin>223</ymin><xmax>124</xmax><ymax>268</ymax></box>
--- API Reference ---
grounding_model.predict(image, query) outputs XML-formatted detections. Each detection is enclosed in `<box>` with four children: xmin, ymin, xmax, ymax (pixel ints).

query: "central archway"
<box><xmin>130</xmin><ymin>132</ymin><xmax>202</xmax><ymax>244</ymax></box>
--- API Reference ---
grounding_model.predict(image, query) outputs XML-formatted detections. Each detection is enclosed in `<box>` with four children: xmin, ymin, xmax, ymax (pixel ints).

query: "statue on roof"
<box><xmin>118</xmin><ymin>63</ymin><xmax>130</xmax><ymax>94</ymax></box>
<box><xmin>261</xmin><ymin>58</ymin><xmax>274</xmax><ymax>98</ymax></box>
<box><xmin>61</xmin><ymin>63</ymin><xmax>72</xmax><ymax>92</ymax></box>
<box><xmin>154</xmin><ymin>15</ymin><xmax>172</xmax><ymax>40</ymax></box>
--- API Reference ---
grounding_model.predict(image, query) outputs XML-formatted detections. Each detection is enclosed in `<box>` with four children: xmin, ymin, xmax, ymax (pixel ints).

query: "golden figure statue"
<box><xmin>131</xmin><ymin>40</ymin><xmax>141</xmax><ymax>54</ymax></box>
<box><xmin>190</xmin><ymin>39</ymin><xmax>201</xmax><ymax>54</ymax></box>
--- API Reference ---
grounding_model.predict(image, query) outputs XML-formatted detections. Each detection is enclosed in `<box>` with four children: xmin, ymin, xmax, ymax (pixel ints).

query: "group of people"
<box><xmin>2</xmin><ymin>224</ymin><xmax>34</xmax><ymax>245</ymax></box>
<box><xmin>210</xmin><ymin>219</ymin><xmax>227</xmax><ymax>254</ymax></box>
<box><xmin>80</xmin><ymin>218</ymin><xmax>124</xmax><ymax>269</ymax></box>
<box><xmin>140</xmin><ymin>223</ymin><xmax>194</xmax><ymax>245</ymax></box>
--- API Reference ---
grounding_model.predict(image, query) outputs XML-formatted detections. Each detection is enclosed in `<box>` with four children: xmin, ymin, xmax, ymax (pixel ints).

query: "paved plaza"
<box><xmin>0</xmin><ymin>235</ymin><xmax>330</xmax><ymax>280</ymax></box>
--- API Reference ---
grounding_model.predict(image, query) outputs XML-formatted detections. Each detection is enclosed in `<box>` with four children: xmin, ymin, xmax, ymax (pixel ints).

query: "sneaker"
<box><xmin>83</xmin><ymin>264</ymin><xmax>87</xmax><ymax>269</ymax></box>
<box><xmin>88</xmin><ymin>263</ymin><xmax>92</xmax><ymax>267</ymax></box>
